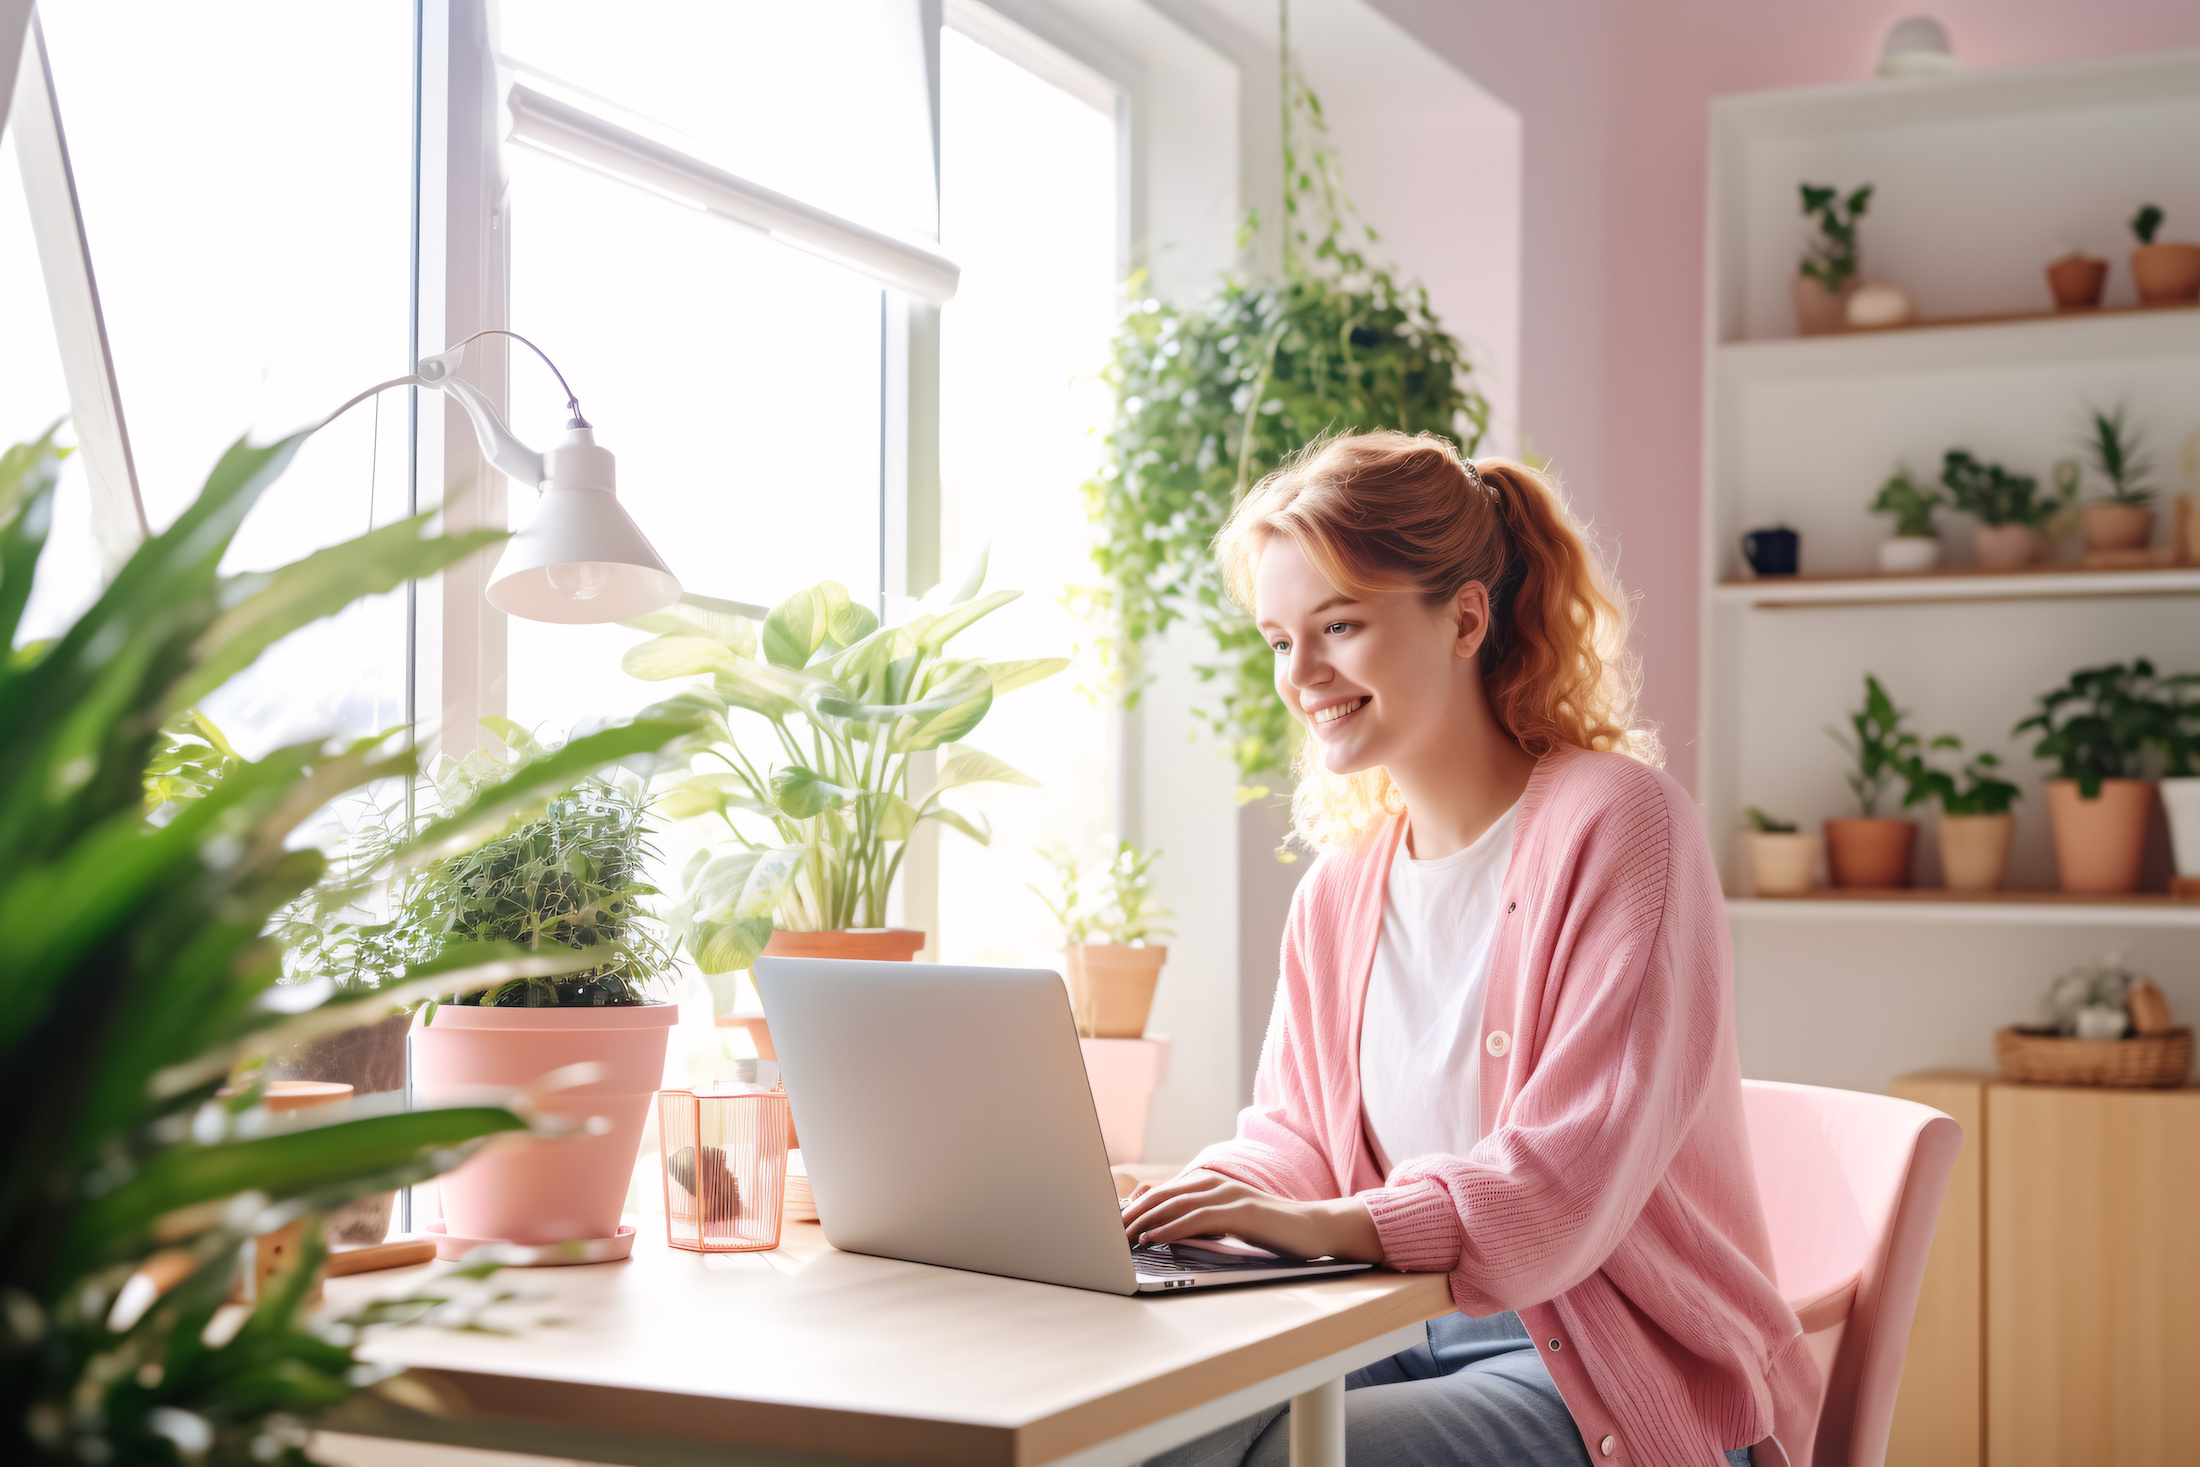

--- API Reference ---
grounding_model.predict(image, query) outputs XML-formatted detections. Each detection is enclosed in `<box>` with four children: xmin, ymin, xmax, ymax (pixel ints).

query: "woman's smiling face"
<box><xmin>1252</xmin><ymin>535</ymin><xmax>1490</xmax><ymax>777</ymax></box>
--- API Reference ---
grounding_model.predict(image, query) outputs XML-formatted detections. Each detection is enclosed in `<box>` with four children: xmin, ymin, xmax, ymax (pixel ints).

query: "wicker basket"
<box><xmin>1994</xmin><ymin>1026</ymin><xmax>2193</xmax><ymax>1087</ymax></box>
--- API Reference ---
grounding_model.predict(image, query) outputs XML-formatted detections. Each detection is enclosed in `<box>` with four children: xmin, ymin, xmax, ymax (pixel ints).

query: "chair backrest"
<box><xmin>1740</xmin><ymin>1080</ymin><xmax>1961</xmax><ymax>1467</ymax></box>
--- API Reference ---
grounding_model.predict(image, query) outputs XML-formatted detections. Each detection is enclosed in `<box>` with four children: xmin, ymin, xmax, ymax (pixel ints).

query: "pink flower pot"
<box><xmin>414</xmin><ymin>1002</ymin><xmax>677</xmax><ymax>1244</ymax></box>
<box><xmin>1972</xmin><ymin>524</ymin><xmax>2039</xmax><ymax>571</ymax></box>
<box><xmin>2044</xmin><ymin>779</ymin><xmax>2154</xmax><ymax>894</ymax></box>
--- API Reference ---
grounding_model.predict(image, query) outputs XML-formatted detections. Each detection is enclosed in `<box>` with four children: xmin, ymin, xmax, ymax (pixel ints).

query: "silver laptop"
<box><xmin>754</xmin><ymin>957</ymin><xmax>1373</xmax><ymax>1296</ymax></box>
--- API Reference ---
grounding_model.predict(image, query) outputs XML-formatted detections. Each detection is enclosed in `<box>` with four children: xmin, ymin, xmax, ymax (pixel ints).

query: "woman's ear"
<box><xmin>1452</xmin><ymin>582</ymin><xmax>1492</xmax><ymax>661</ymax></box>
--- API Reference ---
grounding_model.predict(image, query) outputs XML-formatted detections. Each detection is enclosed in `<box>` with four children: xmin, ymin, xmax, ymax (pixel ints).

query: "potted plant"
<box><xmin>2074</xmin><ymin>403</ymin><xmax>2156</xmax><ymax>556</ymax></box>
<box><xmin>2157</xmin><ymin>674</ymin><xmax>2200</xmax><ymax>896</ymax></box>
<box><xmin>1793</xmin><ymin>182</ymin><xmax>1872</xmax><ymax>335</ymax></box>
<box><xmin>1869</xmin><ymin>466</ymin><xmax>1944</xmax><ymax>573</ymax></box>
<box><xmin>1034</xmin><ymin>843</ymin><xmax>1175</xmax><ymax>1037</ymax></box>
<box><xmin>1901</xmin><ymin>736</ymin><xmax>2022</xmax><ymax>891</ymax></box>
<box><xmin>1942</xmin><ymin>449</ymin><xmax>2062</xmax><ymax>570</ymax></box>
<box><xmin>2046</xmin><ymin>251</ymin><xmax>2109</xmax><ymax>310</ymax></box>
<box><xmin>1742</xmin><ymin>807</ymin><xmax>1817</xmax><ymax>895</ymax></box>
<box><xmin>625</xmin><ymin>561</ymin><xmax>1067</xmax><ymax>997</ymax></box>
<box><xmin>2129</xmin><ymin>204</ymin><xmax>2200</xmax><ymax>306</ymax></box>
<box><xmin>1823</xmin><ymin>674</ymin><xmax>1922</xmax><ymax>887</ymax></box>
<box><xmin>2015</xmin><ymin>660</ymin><xmax>2177</xmax><ymax>894</ymax></box>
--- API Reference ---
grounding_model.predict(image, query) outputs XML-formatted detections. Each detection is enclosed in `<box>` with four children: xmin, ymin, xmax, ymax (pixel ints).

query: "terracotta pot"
<box><xmin>270</xmin><ymin>1010</ymin><xmax>412</xmax><ymax>1244</ymax></box>
<box><xmin>1878</xmin><ymin>537</ymin><xmax>1941</xmax><ymax>574</ymax></box>
<box><xmin>2162</xmin><ymin>777</ymin><xmax>2200</xmax><ymax>882</ymax></box>
<box><xmin>761</xmin><ymin>927</ymin><xmax>926</xmax><ymax>961</ymax></box>
<box><xmin>215</xmin><ymin>1081</ymin><xmax>353</xmax><ymax>1305</ymax></box>
<box><xmin>1060</xmin><ymin>944</ymin><xmax>1167</xmax><ymax>1038</ymax></box>
<box><xmin>413</xmin><ymin>1002</ymin><xmax>677</xmax><ymax>1245</ymax></box>
<box><xmin>1972</xmin><ymin>524</ymin><xmax>2039</xmax><ymax>571</ymax></box>
<box><xmin>1824</xmin><ymin>817</ymin><xmax>1916</xmax><ymax>888</ymax></box>
<box><xmin>2045</xmin><ymin>253</ymin><xmax>2108</xmax><ymax>310</ymax></box>
<box><xmin>1746</xmin><ymin>831</ymin><xmax>1818</xmax><ymax>895</ymax></box>
<box><xmin>1938</xmin><ymin>813</ymin><xmax>2015</xmax><ymax>892</ymax></box>
<box><xmin>2043</xmin><ymin>779</ymin><xmax>2154</xmax><ymax>894</ymax></box>
<box><xmin>2082</xmin><ymin>502</ymin><xmax>2153</xmax><ymax>553</ymax></box>
<box><xmin>1791</xmin><ymin>274</ymin><xmax>1855</xmax><ymax>336</ymax></box>
<box><xmin>2131</xmin><ymin>243</ymin><xmax>2200</xmax><ymax>306</ymax></box>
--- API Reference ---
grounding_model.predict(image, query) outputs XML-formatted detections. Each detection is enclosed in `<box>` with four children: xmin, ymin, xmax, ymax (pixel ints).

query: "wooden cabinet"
<box><xmin>1888</xmin><ymin>1073</ymin><xmax>2200</xmax><ymax>1467</ymax></box>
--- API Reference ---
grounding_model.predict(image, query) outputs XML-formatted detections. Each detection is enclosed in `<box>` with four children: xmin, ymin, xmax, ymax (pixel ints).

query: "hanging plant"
<box><xmin>1082</xmin><ymin>2</ymin><xmax>1489</xmax><ymax>794</ymax></box>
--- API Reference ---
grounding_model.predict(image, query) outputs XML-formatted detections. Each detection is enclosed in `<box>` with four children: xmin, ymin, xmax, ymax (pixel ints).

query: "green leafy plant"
<box><xmin>1901</xmin><ymin>737</ymin><xmax>2021</xmax><ymax>816</ymax></box>
<box><xmin>1033</xmin><ymin>842</ymin><xmax>1174</xmax><ymax>948</ymax></box>
<box><xmin>1870</xmin><ymin>467</ymin><xmax>1943</xmax><ymax>539</ymax></box>
<box><xmin>1744</xmin><ymin>807</ymin><xmax>1798</xmax><ymax>834</ymax></box>
<box><xmin>1082</xmin><ymin>19</ymin><xmax>1488</xmax><ymax>792</ymax></box>
<box><xmin>142</xmin><ymin>709</ymin><xmax>242</xmax><ymax>812</ymax></box>
<box><xmin>2014</xmin><ymin>659</ymin><xmax>2183</xmax><ymax>797</ymax></box>
<box><xmin>0</xmin><ymin>423</ymin><xmax>702</xmax><ymax>1466</ymax></box>
<box><xmin>1941</xmin><ymin>449</ymin><xmax>2061</xmax><ymax>528</ymax></box>
<box><xmin>2132</xmin><ymin>203</ymin><xmax>2164</xmax><ymax>245</ymax></box>
<box><xmin>1798</xmin><ymin>182</ymin><xmax>1873</xmax><ymax>292</ymax></box>
<box><xmin>622</xmin><ymin>560</ymin><xmax>1067</xmax><ymax>968</ymax></box>
<box><xmin>2079</xmin><ymin>403</ymin><xmax>2155</xmax><ymax>506</ymax></box>
<box><xmin>1826</xmin><ymin>674</ymin><xmax>1921</xmax><ymax>816</ymax></box>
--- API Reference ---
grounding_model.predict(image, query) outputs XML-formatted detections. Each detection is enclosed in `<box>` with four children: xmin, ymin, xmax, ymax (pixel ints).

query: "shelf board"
<box><xmin>1728</xmin><ymin>891</ymin><xmax>2200</xmax><ymax>927</ymax></box>
<box><xmin>1713</xmin><ymin>563</ymin><xmax>2200</xmax><ymax>608</ymax></box>
<box><xmin>1714</xmin><ymin>301</ymin><xmax>2200</xmax><ymax>380</ymax></box>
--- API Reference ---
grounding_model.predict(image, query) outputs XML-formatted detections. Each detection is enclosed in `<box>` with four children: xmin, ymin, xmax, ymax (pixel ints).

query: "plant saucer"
<box><xmin>425</xmin><ymin>1222</ymin><xmax>637</xmax><ymax>1266</ymax></box>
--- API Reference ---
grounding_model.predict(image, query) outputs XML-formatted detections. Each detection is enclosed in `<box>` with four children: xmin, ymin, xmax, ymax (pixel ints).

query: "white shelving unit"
<box><xmin>1697</xmin><ymin>50</ymin><xmax>2200</xmax><ymax>1092</ymax></box>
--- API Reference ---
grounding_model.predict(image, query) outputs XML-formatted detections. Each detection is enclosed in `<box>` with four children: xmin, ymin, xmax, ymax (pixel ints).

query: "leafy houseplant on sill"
<box><xmin>0</xmin><ymin>425</ymin><xmax>683</xmax><ymax>1467</ymax></box>
<box><xmin>2015</xmin><ymin>660</ymin><xmax>2179</xmax><ymax>894</ymax></box>
<box><xmin>1901</xmin><ymin>738</ymin><xmax>2022</xmax><ymax>892</ymax></box>
<box><xmin>623</xmin><ymin>561</ymin><xmax>1067</xmax><ymax>1005</ymax></box>
<box><xmin>2075</xmin><ymin>403</ymin><xmax>2156</xmax><ymax>559</ymax></box>
<box><xmin>1869</xmin><ymin>466</ymin><xmax>1944</xmax><ymax>574</ymax></box>
<box><xmin>1793</xmin><ymin>181</ymin><xmax>1872</xmax><ymax>335</ymax></box>
<box><xmin>1942</xmin><ymin>449</ymin><xmax>2062</xmax><ymax>571</ymax></box>
<box><xmin>1823</xmin><ymin>674</ymin><xmax>1922</xmax><ymax>888</ymax></box>
<box><xmin>1035</xmin><ymin>843</ymin><xmax>1175</xmax><ymax>1038</ymax></box>
<box><xmin>1742</xmin><ymin>807</ymin><xmax>1817</xmax><ymax>896</ymax></box>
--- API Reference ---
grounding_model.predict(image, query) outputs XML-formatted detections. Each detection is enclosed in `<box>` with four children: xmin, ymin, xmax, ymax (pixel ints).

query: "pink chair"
<box><xmin>1739</xmin><ymin>1080</ymin><xmax>1961</xmax><ymax>1467</ymax></box>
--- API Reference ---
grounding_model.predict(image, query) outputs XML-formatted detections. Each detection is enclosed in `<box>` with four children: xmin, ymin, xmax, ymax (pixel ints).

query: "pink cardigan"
<box><xmin>1191</xmin><ymin>749</ymin><xmax>1818</xmax><ymax>1467</ymax></box>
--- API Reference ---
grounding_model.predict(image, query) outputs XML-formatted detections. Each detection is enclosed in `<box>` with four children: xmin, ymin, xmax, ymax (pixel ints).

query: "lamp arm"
<box><xmin>433</xmin><ymin>374</ymin><xmax>547</xmax><ymax>489</ymax></box>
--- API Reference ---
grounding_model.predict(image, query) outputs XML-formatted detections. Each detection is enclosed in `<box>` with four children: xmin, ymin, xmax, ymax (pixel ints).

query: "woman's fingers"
<box><xmin>1120</xmin><ymin>1170</ymin><xmax>1227</xmax><ymax>1232</ymax></box>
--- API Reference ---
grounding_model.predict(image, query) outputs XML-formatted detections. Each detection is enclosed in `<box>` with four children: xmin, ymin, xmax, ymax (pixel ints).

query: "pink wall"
<box><xmin>1372</xmin><ymin>0</ymin><xmax>2200</xmax><ymax>791</ymax></box>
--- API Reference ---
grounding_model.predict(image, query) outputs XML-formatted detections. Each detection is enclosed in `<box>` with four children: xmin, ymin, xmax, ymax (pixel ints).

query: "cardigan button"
<box><xmin>1548</xmin><ymin>1338</ymin><xmax>1561</xmax><ymax>1351</ymax></box>
<box><xmin>1601</xmin><ymin>1435</ymin><xmax>1616</xmax><ymax>1457</ymax></box>
<box><xmin>1507</xmin><ymin>901</ymin><xmax>1516</xmax><ymax>913</ymax></box>
<box><xmin>1486</xmin><ymin>1030</ymin><xmax>1510</xmax><ymax>1058</ymax></box>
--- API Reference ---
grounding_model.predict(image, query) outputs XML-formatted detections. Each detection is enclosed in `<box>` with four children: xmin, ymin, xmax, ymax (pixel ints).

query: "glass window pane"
<box><xmin>502</xmin><ymin>143</ymin><xmax>886</xmax><ymax>743</ymax></box>
<box><xmin>935</xmin><ymin>28</ymin><xmax>1119</xmax><ymax>968</ymax></box>
<box><xmin>498</xmin><ymin>0</ymin><xmax>937</xmax><ymax>241</ymax></box>
<box><xmin>38</xmin><ymin>0</ymin><xmax>414</xmax><ymax>757</ymax></box>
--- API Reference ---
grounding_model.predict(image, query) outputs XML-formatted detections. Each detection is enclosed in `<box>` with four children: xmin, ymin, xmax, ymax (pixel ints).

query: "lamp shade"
<box><xmin>486</xmin><ymin>486</ymin><xmax>681</xmax><ymax>623</ymax></box>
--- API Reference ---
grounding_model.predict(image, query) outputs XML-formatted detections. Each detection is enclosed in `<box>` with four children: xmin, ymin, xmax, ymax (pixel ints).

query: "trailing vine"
<box><xmin>1082</xmin><ymin>4</ymin><xmax>1489</xmax><ymax>791</ymax></box>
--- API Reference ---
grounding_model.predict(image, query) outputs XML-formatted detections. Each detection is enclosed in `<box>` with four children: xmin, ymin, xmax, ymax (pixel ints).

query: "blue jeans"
<box><xmin>1142</xmin><ymin>1311</ymin><xmax>1759</xmax><ymax>1467</ymax></box>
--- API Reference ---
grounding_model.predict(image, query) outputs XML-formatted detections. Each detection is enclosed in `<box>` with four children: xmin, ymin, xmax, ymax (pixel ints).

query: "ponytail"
<box><xmin>1214</xmin><ymin>432</ymin><xmax>1653</xmax><ymax>849</ymax></box>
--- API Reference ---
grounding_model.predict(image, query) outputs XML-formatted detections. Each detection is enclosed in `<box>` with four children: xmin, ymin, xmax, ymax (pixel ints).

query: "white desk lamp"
<box><xmin>330</xmin><ymin>330</ymin><xmax>681</xmax><ymax>624</ymax></box>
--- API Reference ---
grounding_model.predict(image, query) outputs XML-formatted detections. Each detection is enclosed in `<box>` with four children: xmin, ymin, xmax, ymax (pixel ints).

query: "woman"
<box><xmin>1123</xmin><ymin>433</ymin><xmax>1814</xmax><ymax>1467</ymax></box>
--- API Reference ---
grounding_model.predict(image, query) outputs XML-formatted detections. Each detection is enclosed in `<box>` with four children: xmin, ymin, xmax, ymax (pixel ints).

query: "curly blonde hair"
<box><xmin>1215</xmin><ymin>431</ymin><xmax>1656</xmax><ymax>849</ymax></box>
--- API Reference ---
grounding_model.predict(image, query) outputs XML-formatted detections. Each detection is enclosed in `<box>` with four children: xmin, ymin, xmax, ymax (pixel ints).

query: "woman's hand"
<box><xmin>1120</xmin><ymin>1170</ymin><xmax>1385</xmax><ymax>1263</ymax></box>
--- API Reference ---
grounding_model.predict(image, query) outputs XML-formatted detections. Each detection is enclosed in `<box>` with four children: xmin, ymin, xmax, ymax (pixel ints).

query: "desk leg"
<box><xmin>1288</xmin><ymin>1376</ymin><xmax>1345</xmax><ymax>1467</ymax></box>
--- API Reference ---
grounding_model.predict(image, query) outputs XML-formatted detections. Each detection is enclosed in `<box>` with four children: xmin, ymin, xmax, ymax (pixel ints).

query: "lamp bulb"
<box><xmin>545</xmin><ymin>561</ymin><xmax>612</xmax><ymax>601</ymax></box>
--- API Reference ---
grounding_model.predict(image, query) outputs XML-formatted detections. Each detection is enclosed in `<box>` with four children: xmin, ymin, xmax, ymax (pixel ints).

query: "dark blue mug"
<box><xmin>1741</xmin><ymin>526</ymin><xmax>1799</xmax><ymax>577</ymax></box>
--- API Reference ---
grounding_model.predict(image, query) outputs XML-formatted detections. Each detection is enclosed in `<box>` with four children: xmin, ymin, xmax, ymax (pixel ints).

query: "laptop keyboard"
<box><xmin>1132</xmin><ymin>1242</ymin><xmax>1305</xmax><ymax>1275</ymax></box>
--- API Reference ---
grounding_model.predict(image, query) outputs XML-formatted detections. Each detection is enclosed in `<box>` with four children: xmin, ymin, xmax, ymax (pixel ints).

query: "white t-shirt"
<box><xmin>1358</xmin><ymin>802</ymin><xmax>1519</xmax><ymax>1176</ymax></box>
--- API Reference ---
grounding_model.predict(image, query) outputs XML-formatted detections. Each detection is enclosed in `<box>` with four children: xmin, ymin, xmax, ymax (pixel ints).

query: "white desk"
<box><xmin>319</xmin><ymin>1220</ymin><xmax>1455</xmax><ymax>1467</ymax></box>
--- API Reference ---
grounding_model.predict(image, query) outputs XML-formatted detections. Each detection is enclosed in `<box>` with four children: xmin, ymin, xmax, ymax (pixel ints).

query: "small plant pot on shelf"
<box><xmin>1824</xmin><ymin>817</ymin><xmax>1915</xmax><ymax>888</ymax></box>
<box><xmin>2045</xmin><ymin>253</ymin><xmax>2108</xmax><ymax>310</ymax></box>
<box><xmin>1971</xmin><ymin>524</ymin><xmax>2039</xmax><ymax>571</ymax></box>
<box><xmin>1877</xmin><ymin>537</ymin><xmax>1941</xmax><ymax>574</ymax></box>
<box><xmin>2082</xmin><ymin>503</ymin><xmax>2154</xmax><ymax>553</ymax></box>
<box><xmin>1791</xmin><ymin>274</ymin><xmax>1854</xmax><ymax>336</ymax></box>
<box><xmin>413</xmin><ymin>1002</ymin><xmax>677</xmax><ymax>1253</ymax></box>
<box><xmin>1938</xmin><ymin>813</ymin><xmax>2015</xmax><ymax>892</ymax></box>
<box><xmin>269</xmin><ymin>1010</ymin><xmax>412</xmax><ymax>1245</ymax></box>
<box><xmin>1061</xmin><ymin>943</ymin><xmax>1167</xmax><ymax>1039</ymax></box>
<box><xmin>761</xmin><ymin>927</ymin><xmax>927</xmax><ymax>962</ymax></box>
<box><xmin>2131</xmin><ymin>243</ymin><xmax>2200</xmax><ymax>305</ymax></box>
<box><xmin>2160</xmin><ymin>777</ymin><xmax>2200</xmax><ymax>896</ymax></box>
<box><xmin>2043</xmin><ymin>779</ymin><xmax>2154</xmax><ymax>894</ymax></box>
<box><xmin>1995</xmin><ymin>1025</ymin><xmax>2192</xmax><ymax>1088</ymax></box>
<box><xmin>1746</xmin><ymin>830</ymin><xmax>1818</xmax><ymax>895</ymax></box>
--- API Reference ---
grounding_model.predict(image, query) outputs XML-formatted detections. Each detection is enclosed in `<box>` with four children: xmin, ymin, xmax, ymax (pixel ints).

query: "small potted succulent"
<box><xmin>2129</xmin><ymin>204</ymin><xmax>2200</xmax><ymax>307</ymax></box>
<box><xmin>1034</xmin><ymin>842</ymin><xmax>1175</xmax><ymax>1037</ymax></box>
<box><xmin>2014</xmin><ymin>660</ymin><xmax>2178</xmax><ymax>893</ymax></box>
<box><xmin>1823</xmin><ymin>674</ymin><xmax>1921</xmax><ymax>888</ymax></box>
<box><xmin>1742</xmin><ymin>807</ymin><xmax>1817</xmax><ymax>895</ymax></box>
<box><xmin>2073</xmin><ymin>403</ymin><xmax>2155</xmax><ymax>556</ymax></box>
<box><xmin>1869</xmin><ymin>466</ymin><xmax>1944</xmax><ymax>573</ymax></box>
<box><xmin>1900</xmin><ymin>736</ymin><xmax>2022</xmax><ymax>891</ymax></box>
<box><xmin>1793</xmin><ymin>182</ymin><xmax>1873</xmax><ymax>335</ymax></box>
<box><xmin>1942</xmin><ymin>449</ymin><xmax>2062</xmax><ymax>571</ymax></box>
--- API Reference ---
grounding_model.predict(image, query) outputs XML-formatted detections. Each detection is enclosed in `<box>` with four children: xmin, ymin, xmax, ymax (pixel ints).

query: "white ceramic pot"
<box><xmin>1878</xmin><ymin>537</ymin><xmax>1941</xmax><ymax>574</ymax></box>
<box><xmin>2161</xmin><ymin>777</ymin><xmax>2200</xmax><ymax>880</ymax></box>
<box><xmin>1746</xmin><ymin>830</ymin><xmax>1819</xmax><ymax>895</ymax></box>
